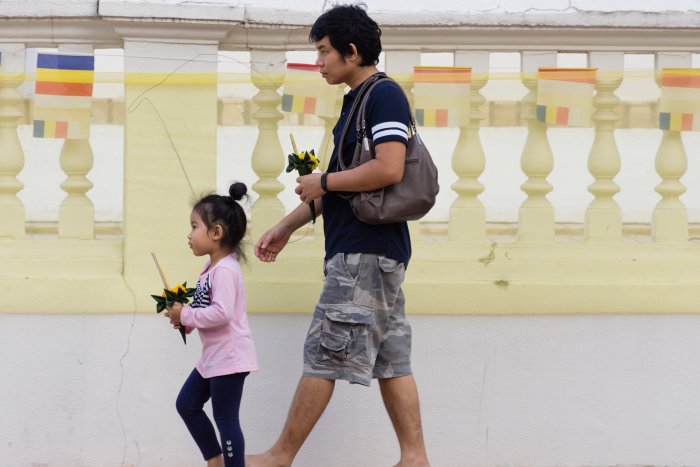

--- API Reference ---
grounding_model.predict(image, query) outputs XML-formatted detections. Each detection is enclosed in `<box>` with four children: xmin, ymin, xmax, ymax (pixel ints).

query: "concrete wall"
<box><xmin>4</xmin><ymin>312</ymin><xmax>700</xmax><ymax>466</ymax></box>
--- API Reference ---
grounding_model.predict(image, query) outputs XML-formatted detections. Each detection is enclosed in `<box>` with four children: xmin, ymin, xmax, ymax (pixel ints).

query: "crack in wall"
<box><xmin>117</xmin><ymin>272</ymin><xmax>138</xmax><ymax>467</ymax></box>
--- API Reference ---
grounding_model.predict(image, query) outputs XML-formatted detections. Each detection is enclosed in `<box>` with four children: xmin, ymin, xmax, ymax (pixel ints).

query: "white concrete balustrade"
<box><xmin>3</xmin><ymin>2</ymin><xmax>700</xmax><ymax>466</ymax></box>
<box><xmin>1</xmin><ymin>10</ymin><xmax>699</xmax><ymax>313</ymax></box>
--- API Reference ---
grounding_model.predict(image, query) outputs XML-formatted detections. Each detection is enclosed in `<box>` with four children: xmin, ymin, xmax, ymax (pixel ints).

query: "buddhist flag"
<box><xmin>33</xmin><ymin>53</ymin><xmax>94</xmax><ymax>139</ymax></box>
<box><xmin>282</xmin><ymin>63</ymin><xmax>337</xmax><ymax>118</ymax></box>
<box><xmin>659</xmin><ymin>68</ymin><xmax>700</xmax><ymax>132</ymax></box>
<box><xmin>536</xmin><ymin>68</ymin><xmax>595</xmax><ymax>127</ymax></box>
<box><xmin>413</xmin><ymin>66</ymin><xmax>471</xmax><ymax>127</ymax></box>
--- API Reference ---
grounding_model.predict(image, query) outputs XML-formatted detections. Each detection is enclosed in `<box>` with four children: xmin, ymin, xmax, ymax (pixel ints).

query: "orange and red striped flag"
<box><xmin>33</xmin><ymin>53</ymin><xmax>94</xmax><ymax>139</ymax></box>
<box><xmin>282</xmin><ymin>63</ymin><xmax>338</xmax><ymax>119</ymax></box>
<box><xmin>413</xmin><ymin>66</ymin><xmax>471</xmax><ymax>127</ymax></box>
<box><xmin>659</xmin><ymin>68</ymin><xmax>700</xmax><ymax>132</ymax></box>
<box><xmin>536</xmin><ymin>68</ymin><xmax>595</xmax><ymax>127</ymax></box>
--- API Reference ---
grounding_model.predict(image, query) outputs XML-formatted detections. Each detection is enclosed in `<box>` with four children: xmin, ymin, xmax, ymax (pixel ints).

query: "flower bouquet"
<box><xmin>286</xmin><ymin>133</ymin><xmax>319</xmax><ymax>223</ymax></box>
<box><xmin>151</xmin><ymin>283</ymin><xmax>195</xmax><ymax>313</ymax></box>
<box><xmin>151</xmin><ymin>283</ymin><xmax>195</xmax><ymax>344</ymax></box>
<box><xmin>150</xmin><ymin>253</ymin><xmax>194</xmax><ymax>345</ymax></box>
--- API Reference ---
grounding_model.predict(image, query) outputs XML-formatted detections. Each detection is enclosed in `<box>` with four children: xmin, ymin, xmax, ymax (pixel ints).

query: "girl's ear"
<box><xmin>211</xmin><ymin>224</ymin><xmax>224</xmax><ymax>240</ymax></box>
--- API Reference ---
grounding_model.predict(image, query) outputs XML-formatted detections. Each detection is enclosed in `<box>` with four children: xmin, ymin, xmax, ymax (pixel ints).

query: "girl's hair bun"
<box><xmin>229</xmin><ymin>182</ymin><xmax>247</xmax><ymax>201</ymax></box>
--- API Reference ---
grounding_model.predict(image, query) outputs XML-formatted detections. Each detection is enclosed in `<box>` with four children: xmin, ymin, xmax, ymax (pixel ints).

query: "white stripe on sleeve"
<box><xmin>372</xmin><ymin>121</ymin><xmax>409</xmax><ymax>134</ymax></box>
<box><xmin>373</xmin><ymin>128</ymin><xmax>409</xmax><ymax>141</ymax></box>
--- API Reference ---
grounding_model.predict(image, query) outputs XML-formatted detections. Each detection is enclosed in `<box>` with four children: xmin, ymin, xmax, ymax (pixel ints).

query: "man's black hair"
<box><xmin>309</xmin><ymin>3</ymin><xmax>382</xmax><ymax>66</ymax></box>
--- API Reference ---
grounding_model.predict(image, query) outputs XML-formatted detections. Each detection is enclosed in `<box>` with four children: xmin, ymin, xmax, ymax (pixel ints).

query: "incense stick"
<box><xmin>150</xmin><ymin>252</ymin><xmax>169</xmax><ymax>288</ymax></box>
<box><xmin>290</xmin><ymin>132</ymin><xmax>299</xmax><ymax>154</ymax></box>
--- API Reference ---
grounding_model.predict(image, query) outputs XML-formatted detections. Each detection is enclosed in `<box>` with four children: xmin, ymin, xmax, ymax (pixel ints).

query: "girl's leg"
<box><xmin>210</xmin><ymin>372</ymin><xmax>249</xmax><ymax>467</ymax></box>
<box><xmin>176</xmin><ymin>368</ymin><xmax>222</xmax><ymax>461</ymax></box>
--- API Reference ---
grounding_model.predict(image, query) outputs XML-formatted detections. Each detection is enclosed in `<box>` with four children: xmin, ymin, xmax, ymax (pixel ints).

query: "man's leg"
<box><xmin>379</xmin><ymin>375</ymin><xmax>430</xmax><ymax>467</ymax></box>
<box><xmin>246</xmin><ymin>376</ymin><xmax>335</xmax><ymax>467</ymax></box>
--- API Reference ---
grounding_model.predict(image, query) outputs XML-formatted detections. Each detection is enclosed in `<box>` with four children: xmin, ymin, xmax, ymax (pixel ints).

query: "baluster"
<box><xmin>652</xmin><ymin>52</ymin><xmax>692</xmax><ymax>242</ymax></box>
<box><xmin>57</xmin><ymin>44</ymin><xmax>94</xmax><ymax>239</ymax></box>
<box><xmin>250</xmin><ymin>50</ymin><xmax>286</xmax><ymax>241</ymax></box>
<box><xmin>585</xmin><ymin>52</ymin><xmax>623</xmax><ymax>241</ymax></box>
<box><xmin>518</xmin><ymin>51</ymin><xmax>556</xmax><ymax>242</ymax></box>
<box><xmin>449</xmin><ymin>51</ymin><xmax>489</xmax><ymax>242</ymax></box>
<box><xmin>385</xmin><ymin>50</ymin><xmax>421</xmax><ymax>238</ymax></box>
<box><xmin>0</xmin><ymin>43</ymin><xmax>26</xmax><ymax>239</ymax></box>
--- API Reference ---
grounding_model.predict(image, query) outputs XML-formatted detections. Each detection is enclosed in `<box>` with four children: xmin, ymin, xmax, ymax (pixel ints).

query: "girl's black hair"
<box><xmin>309</xmin><ymin>3</ymin><xmax>382</xmax><ymax>66</ymax></box>
<box><xmin>192</xmin><ymin>182</ymin><xmax>248</xmax><ymax>262</ymax></box>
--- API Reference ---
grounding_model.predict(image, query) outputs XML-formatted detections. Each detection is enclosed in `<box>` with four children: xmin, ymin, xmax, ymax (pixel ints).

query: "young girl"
<box><xmin>165</xmin><ymin>182</ymin><xmax>258</xmax><ymax>467</ymax></box>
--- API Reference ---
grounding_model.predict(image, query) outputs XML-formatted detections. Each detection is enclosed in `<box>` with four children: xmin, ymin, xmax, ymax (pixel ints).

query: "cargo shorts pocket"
<box><xmin>316</xmin><ymin>306</ymin><xmax>374</xmax><ymax>368</ymax></box>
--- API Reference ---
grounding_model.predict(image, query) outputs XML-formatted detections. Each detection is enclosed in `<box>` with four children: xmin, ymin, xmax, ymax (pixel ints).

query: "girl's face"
<box><xmin>188</xmin><ymin>210</ymin><xmax>216</xmax><ymax>257</ymax></box>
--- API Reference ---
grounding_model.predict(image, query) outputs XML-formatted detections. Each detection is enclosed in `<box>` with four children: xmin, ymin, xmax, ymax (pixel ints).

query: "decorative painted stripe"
<box><xmin>414</xmin><ymin>66</ymin><xmax>471</xmax><ymax>84</ymax></box>
<box><xmin>282</xmin><ymin>94</ymin><xmax>317</xmax><ymax>114</ymax></box>
<box><xmin>537</xmin><ymin>104</ymin><xmax>575</xmax><ymax>125</ymax></box>
<box><xmin>416</xmin><ymin>108</ymin><xmax>449</xmax><ymax>127</ymax></box>
<box><xmin>661</xmin><ymin>68</ymin><xmax>700</xmax><ymax>88</ymax></box>
<box><xmin>287</xmin><ymin>63</ymin><xmax>320</xmax><ymax>72</ymax></box>
<box><xmin>659</xmin><ymin>112</ymin><xmax>699</xmax><ymax>131</ymax></box>
<box><xmin>539</xmin><ymin>68</ymin><xmax>596</xmax><ymax>84</ymax></box>
<box><xmin>35</xmin><ymin>81</ymin><xmax>93</xmax><ymax>97</ymax></box>
<box><xmin>32</xmin><ymin>118</ymin><xmax>89</xmax><ymax>139</ymax></box>
<box><xmin>37</xmin><ymin>53</ymin><xmax>94</xmax><ymax>71</ymax></box>
<box><xmin>36</xmin><ymin>68</ymin><xmax>94</xmax><ymax>84</ymax></box>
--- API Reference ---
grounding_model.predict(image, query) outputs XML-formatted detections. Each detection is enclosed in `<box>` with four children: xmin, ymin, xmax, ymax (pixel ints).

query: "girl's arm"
<box><xmin>179</xmin><ymin>266</ymin><xmax>238</xmax><ymax>329</ymax></box>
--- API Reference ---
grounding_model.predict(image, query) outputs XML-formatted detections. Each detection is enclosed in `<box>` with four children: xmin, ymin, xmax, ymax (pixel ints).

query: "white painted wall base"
<box><xmin>3</xmin><ymin>312</ymin><xmax>700</xmax><ymax>466</ymax></box>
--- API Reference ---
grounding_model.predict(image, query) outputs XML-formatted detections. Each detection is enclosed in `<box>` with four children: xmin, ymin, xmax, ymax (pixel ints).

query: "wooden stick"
<box><xmin>151</xmin><ymin>252</ymin><xmax>170</xmax><ymax>288</ymax></box>
<box><xmin>151</xmin><ymin>251</ymin><xmax>187</xmax><ymax>344</ymax></box>
<box><xmin>290</xmin><ymin>132</ymin><xmax>299</xmax><ymax>155</ymax></box>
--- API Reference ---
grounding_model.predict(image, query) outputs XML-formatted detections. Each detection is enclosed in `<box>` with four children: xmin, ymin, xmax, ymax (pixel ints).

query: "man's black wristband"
<box><xmin>321</xmin><ymin>172</ymin><xmax>331</xmax><ymax>193</ymax></box>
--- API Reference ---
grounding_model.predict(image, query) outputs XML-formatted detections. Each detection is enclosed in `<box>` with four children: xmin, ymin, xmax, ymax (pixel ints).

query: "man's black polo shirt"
<box><xmin>321</xmin><ymin>74</ymin><xmax>412</xmax><ymax>266</ymax></box>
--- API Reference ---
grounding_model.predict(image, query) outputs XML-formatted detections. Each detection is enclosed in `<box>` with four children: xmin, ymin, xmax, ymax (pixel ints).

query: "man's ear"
<box><xmin>348</xmin><ymin>43</ymin><xmax>359</xmax><ymax>62</ymax></box>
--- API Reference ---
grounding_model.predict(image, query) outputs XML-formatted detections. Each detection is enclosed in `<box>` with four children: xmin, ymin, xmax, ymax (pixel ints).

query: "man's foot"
<box><xmin>245</xmin><ymin>452</ymin><xmax>289</xmax><ymax>467</ymax></box>
<box><xmin>393</xmin><ymin>457</ymin><xmax>431</xmax><ymax>467</ymax></box>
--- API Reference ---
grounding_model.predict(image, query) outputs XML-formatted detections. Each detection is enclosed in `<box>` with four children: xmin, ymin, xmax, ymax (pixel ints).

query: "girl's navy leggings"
<box><xmin>176</xmin><ymin>368</ymin><xmax>249</xmax><ymax>466</ymax></box>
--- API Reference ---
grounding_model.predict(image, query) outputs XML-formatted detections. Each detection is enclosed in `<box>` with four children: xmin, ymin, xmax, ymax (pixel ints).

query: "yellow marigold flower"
<box><xmin>162</xmin><ymin>283</ymin><xmax>187</xmax><ymax>297</ymax></box>
<box><xmin>308</xmin><ymin>153</ymin><xmax>319</xmax><ymax>170</ymax></box>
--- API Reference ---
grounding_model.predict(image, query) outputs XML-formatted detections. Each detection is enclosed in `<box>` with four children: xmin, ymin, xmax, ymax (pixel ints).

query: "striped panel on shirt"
<box><xmin>191</xmin><ymin>274</ymin><xmax>211</xmax><ymax>308</ymax></box>
<box><xmin>372</xmin><ymin>121</ymin><xmax>408</xmax><ymax>144</ymax></box>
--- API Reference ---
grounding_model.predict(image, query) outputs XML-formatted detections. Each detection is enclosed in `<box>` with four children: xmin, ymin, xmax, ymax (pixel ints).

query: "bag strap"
<box><xmin>336</xmin><ymin>73</ymin><xmax>384</xmax><ymax>171</ymax></box>
<box><xmin>337</xmin><ymin>75</ymin><xmax>419</xmax><ymax>172</ymax></box>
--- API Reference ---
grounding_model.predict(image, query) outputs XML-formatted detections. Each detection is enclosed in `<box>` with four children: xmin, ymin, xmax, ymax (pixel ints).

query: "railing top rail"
<box><xmin>2</xmin><ymin>0</ymin><xmax>700</xmax><ymax>28</ymax></box>
<box><xmin>0</xmin><ymin>1</ymin><xmax>698</xmax><ymax>51</ymax></box>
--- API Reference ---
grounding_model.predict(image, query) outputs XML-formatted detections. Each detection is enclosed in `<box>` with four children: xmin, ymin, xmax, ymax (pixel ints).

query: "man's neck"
<box><xmin>347</xmin><ymin>66</ymin><xmax>380</xmax><ymax>90</ymax></box>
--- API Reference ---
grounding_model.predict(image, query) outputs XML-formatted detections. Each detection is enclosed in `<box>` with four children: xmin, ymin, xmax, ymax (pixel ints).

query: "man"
<box><xmin>249</xmin><ymin>4</ymin><xmax>430</xmax><ymax>467</ymax></box>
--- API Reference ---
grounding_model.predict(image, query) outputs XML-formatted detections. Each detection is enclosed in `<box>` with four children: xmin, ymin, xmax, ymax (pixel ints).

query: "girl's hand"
<box><xmin>165</xmin><ymin>302</ymin><xmax>183</xmax><ymax>328</ymax></box>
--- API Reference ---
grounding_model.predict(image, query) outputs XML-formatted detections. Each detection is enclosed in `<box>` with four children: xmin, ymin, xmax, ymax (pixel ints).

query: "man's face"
<box><xmin>314</xmin><ymin>36</ymin><xmax>353</xmax><ymax>85</ymax></box>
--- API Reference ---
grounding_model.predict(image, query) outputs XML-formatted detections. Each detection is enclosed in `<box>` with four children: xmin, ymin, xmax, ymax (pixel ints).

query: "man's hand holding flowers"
<box><xmin>286</xmin><ymin>148</ymin><xmax>320</xmax><ymax>223</ymax></box>
<box><xmin>295</xmin><ymin>171</ymin><xmax>325</xmax><ymax>204</ymax></box>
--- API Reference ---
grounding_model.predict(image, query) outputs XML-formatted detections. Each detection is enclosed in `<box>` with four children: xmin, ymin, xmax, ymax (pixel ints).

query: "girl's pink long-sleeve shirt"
<box><xmin>180</xmin><ymin>254</ymin><xmax>258</xmax><ymax>378</ymax></box>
